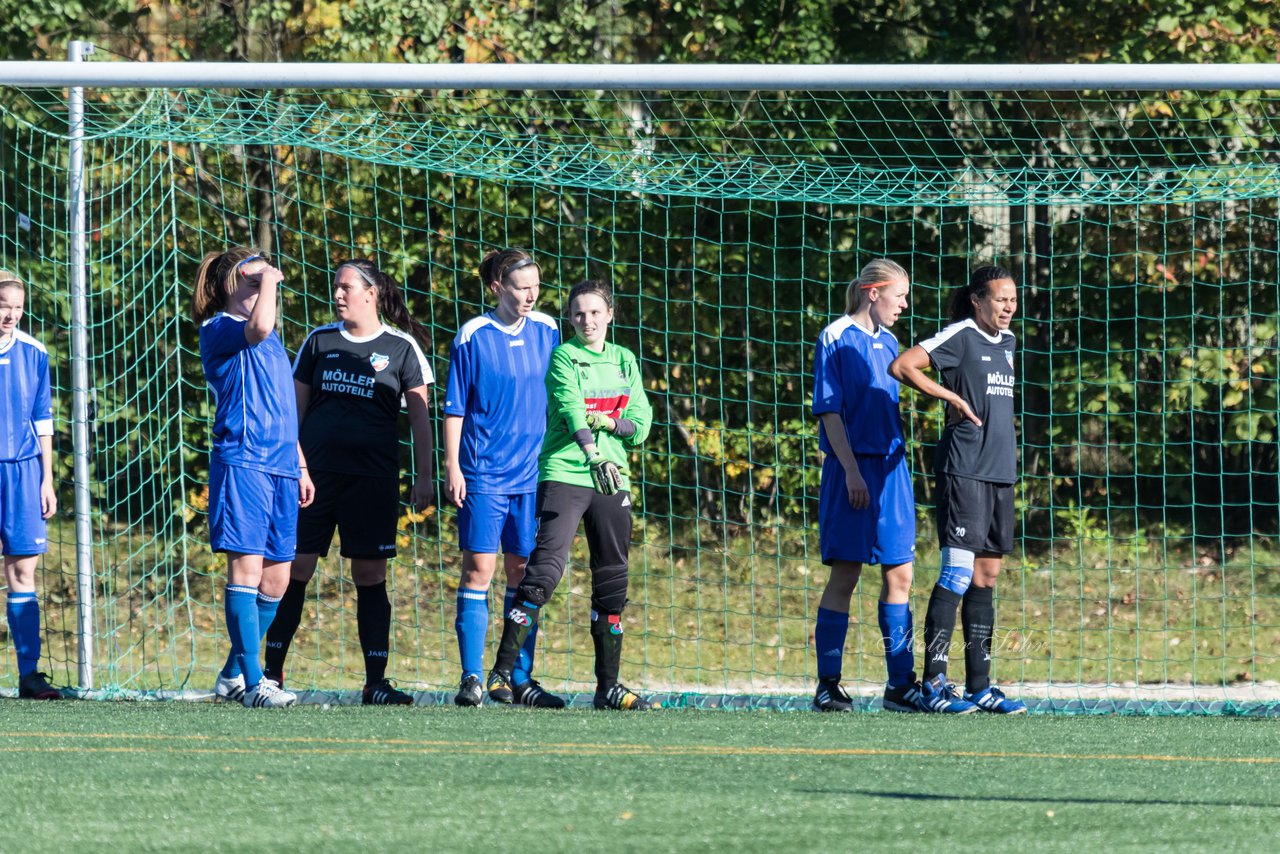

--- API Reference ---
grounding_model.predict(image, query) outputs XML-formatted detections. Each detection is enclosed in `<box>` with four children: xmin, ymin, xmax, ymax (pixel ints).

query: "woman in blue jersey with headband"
<box><xmin>811</xmin><ymin>259</ymin><xmax>919</xmax><ymax>713</ymax></box>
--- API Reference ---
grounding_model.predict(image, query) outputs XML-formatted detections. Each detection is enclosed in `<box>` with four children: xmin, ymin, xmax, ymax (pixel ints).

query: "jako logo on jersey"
<box><xmin>1005</xmin><ymin>350</ymin><xmax>1014</xmax><ymax>369</ymax></box>
<box><xmin>508</xmin><ymin>608</ymin><xmax>531</xmax><ymax>626</ymax></box>
<box><xmin>369</xmin><ymin>352</ymin><xmax>390</xmax><ymax>372</ymax></box>
<box><xmin>954</xmin><ymin>526</ymin><xmax>966</xmax><ymax>538</ymax></box>
<box><xmin>508</xmin><ymin>339</ymin><xmax>525</xmax><ymax>348</ymax></box>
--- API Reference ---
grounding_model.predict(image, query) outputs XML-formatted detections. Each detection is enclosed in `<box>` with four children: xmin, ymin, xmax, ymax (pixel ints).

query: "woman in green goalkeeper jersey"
<box><xmin>486</xmin><ymin>279</ymin><xmax>657</xmax><ymax>710</ymax></box>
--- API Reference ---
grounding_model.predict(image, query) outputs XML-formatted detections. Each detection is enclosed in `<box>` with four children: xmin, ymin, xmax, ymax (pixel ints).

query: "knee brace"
<box><xmin>515</xmin><ymin>582</ymin><xmax>550</xmax><ymax>608</ymax></box>
<box><xmin>590</xmin><ymin>563</ymin><xmax>629</xmax><ymax>615</ymax></box>
<box><xmin>937</xmin><ymin>547</ymin><xmax>975</xmax><ymax>596</ymax></box>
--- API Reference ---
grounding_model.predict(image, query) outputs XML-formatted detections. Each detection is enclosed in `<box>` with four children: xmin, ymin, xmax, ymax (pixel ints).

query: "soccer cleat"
<box><xmin>593</xmin><ymin>683</ymin><xmax>658</xmax><ymax>711</ymax></box>
<box><xmin>513</xmin><ymin>679</ymin><xmax>566</xmax><ymax>709</ymax></box>
<box><xmin>213</xmin><ymin>672</ymin><xmax>246</xmax><ymax>703</ymax></box>
<box><xmin>965</xmin><ymin>685</ymin><xmax>1028</xmax><ymax>715</ymax></box>
<box><xmin>242</xmin><ymin>679</ymin><xmax>297</xmax><ymax>709</ymax></box>
<box><xmin>882</xmin><ymin>681</ymin><xmax>923</xmax><ymax>713</ymax></box>
<box><xmin>915</xmin><ymin>674</ymin><xmax>978</xmax><ymax>714</ymax></box>
<box><xmin>454</xmin><ymin>674</ymin><xmax>484</xmax><ymax>707</ymax></box>
<box><xmin>17</xmin><ymin>671</ymin><xmax>61</xmax><ymax>700</ymax></box>
<box><xmin>813</xmin><ymin>679</ymin><xmax>854</xmax><ymax>712</ymax></box>
<box><xmin>363</xmin><ymin>678</ymin><xmax>414</xmax><ymax>706</ymax></box>
<box><xmin>486</xmin><ymin>670</ymin><xmax>515</xmax><ymax>704</ymax></box>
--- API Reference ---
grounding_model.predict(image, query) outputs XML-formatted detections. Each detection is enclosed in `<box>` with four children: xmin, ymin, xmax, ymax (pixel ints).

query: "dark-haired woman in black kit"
<box><xmin>890</xmin><ymin>265</ymin><xmax>1027</xmax><ymax>715</ymax></box>
<box><xmin>263</xmin><ymin>259</ymin><xmax>436</xmax><ymax>705</ymax></box>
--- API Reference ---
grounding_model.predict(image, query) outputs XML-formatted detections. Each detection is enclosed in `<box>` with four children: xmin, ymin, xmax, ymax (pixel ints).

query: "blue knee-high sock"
<box><xmin>221</xmin><ymin>591</ymin><xmax>284</xmax><ymax>679</ymax></box>
<box><xmin>225</xmin><ymin>585</ymin><xmax>264</xmax><ymax>688</ymax></box>
<box><xmin>6</xmin><ymin>592</ymin><xmax>41</xmax><ymax>676</ymax></box>
<box><xmin>814</xmin><ymin>606</ymin><xmax>849</xmax><ymax>681</ymax></box>
<box><xmin>456</xmin><ymin>588</ymin><xmax>489</xmax><ymax>680</ymax></box>
<box><xmin>506</xmin><ymin>586</ymin><xmax>539</xmax><ymax>684</ymax></box>
<box><xmin>878</xmin><ymin>601</ymin><xmax>915</xmax><ymax>687</ymax></box>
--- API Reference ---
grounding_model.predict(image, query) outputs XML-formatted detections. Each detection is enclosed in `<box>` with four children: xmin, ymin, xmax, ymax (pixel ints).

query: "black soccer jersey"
<box><xmin>293</xmin><ymin>322</ymin><xmax>434</xmax><ymax>478</ymax></box>
<box><xmin>919</xmin><ymin>319</ymin><xmax>1017</xmax><ymax>485</ymax></box>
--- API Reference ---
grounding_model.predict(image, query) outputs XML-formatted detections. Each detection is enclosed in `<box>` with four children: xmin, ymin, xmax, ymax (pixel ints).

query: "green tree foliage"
<box><xmin>1</xmin><ymin>0</ymin><xmax>1277</xmax><ymax>550</ymax></box>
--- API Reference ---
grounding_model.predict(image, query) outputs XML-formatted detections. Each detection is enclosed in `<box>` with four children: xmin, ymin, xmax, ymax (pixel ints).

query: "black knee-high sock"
<box><xmin>263</xmin><ymin>578</ymin><xmax>309</xmax><ymax>682</ymax></box>
<box><xmin>590</xmin><ymin>611</ymin><xmax>624</xmax><ymax>691</ymax></box>
<box><xmin>493</xmin><ymin>601</ymin><xmax>539</xmax><ymax>676</ymax></box>
<box><xmin>356</xmin><ymin>581</ymin><xmax>392</xmax><ymax>686</ymax></box>
<box><xmin>922</xmin><ymin>586</ymin><xmax>963</xmax><ymax>683</ymax></box>
<box><xmin>962</xmin><ymin>586</ymin><xmax>995</xmax><ymax>695</ymax></box>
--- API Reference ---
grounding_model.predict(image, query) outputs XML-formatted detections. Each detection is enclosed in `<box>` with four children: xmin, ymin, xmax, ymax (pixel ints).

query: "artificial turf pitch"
<box><xmin>1</xmin><ymin>703</ymin><xmax>1276</xmax><ymax>851</ymax></box>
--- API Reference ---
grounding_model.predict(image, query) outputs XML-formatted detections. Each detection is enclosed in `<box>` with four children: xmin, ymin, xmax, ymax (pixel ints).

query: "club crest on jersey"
<box><xmin>369</xmin><ymin>352</ymin><xmax>390</xmax><ymax>372</ymax></box>
<box><xmin>1004</xmin><ymin>350</ymin><xmax>1014</xmax><ymax>369</ymax></box>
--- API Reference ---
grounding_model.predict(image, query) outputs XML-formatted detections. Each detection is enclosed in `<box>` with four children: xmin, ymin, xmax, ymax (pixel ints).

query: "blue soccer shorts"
<box><xmin>819</xmin><ymin>451</ymin><xmax>916</xmax><ymax>567</ymax></box>
<box><xmin>208</xmin><ymin>460</ymin><xmax>298</xmax><ymax>563</ymax></box>
<box><xmin>0</xmin><ymin>456</ymin><xmax>48</xmax><ymax>557</ymax></box>
<box><xmin>457</xmin><ymin>492</ymin><xmax>537</xmax><ymax>557</ymax></box>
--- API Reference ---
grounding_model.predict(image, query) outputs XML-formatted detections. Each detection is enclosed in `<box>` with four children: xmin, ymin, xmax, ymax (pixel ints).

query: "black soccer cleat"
<box><xmin>593</xmin><ymin>683</ymin><xmax>658</xmax><ymax>711</ymax></box>
<box><xmin>513</xmin><ymin>679</ymin><xmax>566</xmax><ymax>709</ymax></box>
<box><xmin>363</xmin><ymin>678</ymin><xmax>414</xmax><ymax>706</ymax></box>
<box><xmin>17</xmin><ymin>671</ymin><xmax>61</xmax><ymax>700</ymax></box>
<box><xmin>486</xmin><ymin>670</ymin><xmax>514</xmax><ymax>704</ymax></box>
<box><xmin>813</xmin><ymin>678</ymin><xmax>854</xmax><ymax>712</ymax></box>
<box><xmin>882</xmin><ymin>681</ymin><xmax>923</xmax><ymax>713</ymax></box>
<box><xmin>454</xmin><ymin>674</ymin><xmax>483</xmax><ymax>707</ymax></box>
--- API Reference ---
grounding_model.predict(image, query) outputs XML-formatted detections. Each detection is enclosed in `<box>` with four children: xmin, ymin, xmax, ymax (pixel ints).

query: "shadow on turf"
<box><xmin>802</xmin><ymin>790</ymin><xmax>1280</xmax><ymax>810</ymax></box>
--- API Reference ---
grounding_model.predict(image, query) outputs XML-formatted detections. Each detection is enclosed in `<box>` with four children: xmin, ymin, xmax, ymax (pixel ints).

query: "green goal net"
<box><xmin>1</xmin><ymin>77</ymin><xmax>1277</xmax><ymax>713</ymax></box>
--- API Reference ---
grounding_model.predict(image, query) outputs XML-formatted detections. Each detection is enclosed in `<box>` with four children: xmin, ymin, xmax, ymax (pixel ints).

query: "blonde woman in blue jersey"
<box><xmin>195</xmin><ymin>248</ymin><xmax>313</xmax><ymax>709</ymax></box>
<box><xmin>445</xmin><ymin>248</ymin><xmax>560</xmax><ymax>708</ymax></box>
<box><xmin>811</xmin><ymin>259</ymin><xmax>919</xmax><ymax>713</ymax></box>
<box><xmin>0</xmin><ymin>272</ymin><xmax>60</xmax><ymax>700</ymax></box>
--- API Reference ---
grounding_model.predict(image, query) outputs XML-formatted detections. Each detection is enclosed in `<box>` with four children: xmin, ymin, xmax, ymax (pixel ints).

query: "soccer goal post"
<box><xmin>2</xmin><ymin>51</ymin><xmax>1278</xmax><ymax>713</ymax></box>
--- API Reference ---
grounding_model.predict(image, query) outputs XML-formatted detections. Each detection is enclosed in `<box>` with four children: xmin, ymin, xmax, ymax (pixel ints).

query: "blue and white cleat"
<box><xmin>965</xmin><ymin>685</ymin><xmax>1027</xmax><ymax>715</ymax></box>
<box><xmin>915</xmin><ymin>674</ymin><xmax>978</xmax><ymax>714</ymax></box>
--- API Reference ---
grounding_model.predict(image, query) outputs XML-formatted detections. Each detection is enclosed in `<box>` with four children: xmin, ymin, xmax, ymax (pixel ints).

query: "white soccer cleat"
<box><xmin>214</xmin><ymin>672</ymin><xmax>246</xmax><ymax>703</ymax></box>
<box><xmin>242</xmin><ymin>678</ymin><xmax>297</xmax><ymax>708</ymax></box>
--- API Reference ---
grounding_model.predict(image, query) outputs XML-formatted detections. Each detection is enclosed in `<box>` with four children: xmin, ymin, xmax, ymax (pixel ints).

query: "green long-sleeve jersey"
<box><xmin>539</xmin><ymin>337</ymin><xmax>652</xmax><ymax>489</ymax></box>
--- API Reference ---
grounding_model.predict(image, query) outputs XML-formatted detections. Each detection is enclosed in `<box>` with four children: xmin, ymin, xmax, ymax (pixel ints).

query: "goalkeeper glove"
<box><xmin>586</xmin><ymin>451</ymin><xmax>624</xmax><ymax>495</ymax></box>
<box><xmin>586</xmin><ymin>411</ymin><xmax>613</xmax><ymax>433</ymax></box>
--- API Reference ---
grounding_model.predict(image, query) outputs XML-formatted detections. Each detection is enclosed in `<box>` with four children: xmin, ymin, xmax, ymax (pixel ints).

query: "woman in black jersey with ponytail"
<box><xmin>263</xmin><ymin>259</ymin><xmax>436</xmax><ymax>705</ymax></box>
<box><xmin>889</xmin><ymin>265</ymin><xmax>1026</xmax><ymax>715</ymax></box>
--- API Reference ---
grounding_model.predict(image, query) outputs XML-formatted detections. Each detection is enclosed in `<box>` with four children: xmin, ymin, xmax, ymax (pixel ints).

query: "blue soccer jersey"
<box><xmin>0</xmin><ymin>331</ymin><xmax>53</xmax><ymax>463</ymax></box>
<box><xmin>812</xmin><ymin>314</ymin><xmax>904</xmax><ymax>456</ymax></box>
<box><xmin>444</xmin><ymin>311</ymin><xmax>559</xmax><ymax>494</ymax></box>
<box><xmin>199</xmin><ymin>313</ymin><xmax>298</xmax><ymax>477</ymax></box>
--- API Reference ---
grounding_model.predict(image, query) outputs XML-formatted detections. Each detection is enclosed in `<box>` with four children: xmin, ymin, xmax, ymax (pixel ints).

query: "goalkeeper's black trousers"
<box><xmin>513</xmin><ymin>480</ymin><xmax>632</xmax><ymax>616</ymax></box>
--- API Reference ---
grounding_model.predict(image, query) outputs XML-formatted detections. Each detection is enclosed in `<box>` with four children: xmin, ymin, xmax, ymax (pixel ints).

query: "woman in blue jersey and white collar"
<box><xmin>262</xmin><ymin>258</ymin><xmax>435</xmax><ymax>706</ymax></box>
<box><xmin>0</xmin><ymin>271</ymin><xmax>60</xmax><ymax>700</ymax></box>
<box><xmin>195</xmin><ymin>249</ymin><xmax>313</xmax><ymax>709</ymax></box>
<box><xmin>890</xmin><ymin>265</ymin><xmax>1026</xmax><ymax>715</ymax></box>
<box><xmin>811</xmin><ymin>259</ymin><xmax>919</xmax><ymax>713</ymax></box>
<box><xmin>444</xmin><ymin>248</ymin><xmax>561</xmax><ymax>708</ymax></box>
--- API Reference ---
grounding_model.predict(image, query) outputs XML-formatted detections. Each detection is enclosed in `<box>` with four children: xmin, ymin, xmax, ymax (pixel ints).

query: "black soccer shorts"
<box><xmin>935</xmin><ymin>473</ymin><xmax>1015</xmax><ymax>555</ymax></box>
<box><xmin>295</xmin><ymin>469</ymin><xmax>400</xmax><ymax>559</ymax></box>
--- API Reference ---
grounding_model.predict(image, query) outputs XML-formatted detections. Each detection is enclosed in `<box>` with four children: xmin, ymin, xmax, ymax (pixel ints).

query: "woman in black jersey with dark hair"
<box><xmin>262</xmin><ymin>258</ymin><xmax>436</xmax><ymax>705</ymax></box>
<box><xmin>889</xmin><ymin>265</ymin><xmax>1026</xmax><ymax>715</ymax></box>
